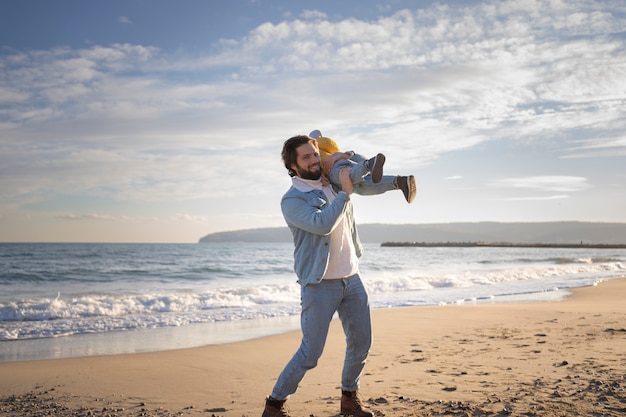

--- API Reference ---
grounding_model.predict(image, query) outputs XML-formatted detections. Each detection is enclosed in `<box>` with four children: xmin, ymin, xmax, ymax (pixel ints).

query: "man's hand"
<box><xmin>338</xmin><ymin>168</ymin><xmax>353</xmax><ymax>195</ymax></box>
<box><xmin>323</xmin><ymin>151</ymin><xmax>351</xmax><ymax>175</ymax></box>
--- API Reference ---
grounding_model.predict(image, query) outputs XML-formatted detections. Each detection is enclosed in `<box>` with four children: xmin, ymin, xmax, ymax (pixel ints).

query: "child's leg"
<box><xmin>328</xmin><ymin>159</ymin><xmax>361</xmax><ymax>188</ymax></box>
<box><xmin>328</xmin><ymin>153</ymin><xmax>386</xmax><ymax>187</ymax></box>
<box><xmin>348</xmin><ymin>153</ymin><xmax>385</xmax><ymax>184</ymax></box>
<box><xmin>352</xmin><ymin>175</ymin><xmax>396</xmax><ymax>195</ymax></box>
<box><xmin>353</xmin><ymin>175</ymin><xmax>416</xmax><ymax>203</ymax></box>
<box><xmin>347</xmin><ymin>154</ymin><xmax>369</xmax><ymax>184</ymax></box>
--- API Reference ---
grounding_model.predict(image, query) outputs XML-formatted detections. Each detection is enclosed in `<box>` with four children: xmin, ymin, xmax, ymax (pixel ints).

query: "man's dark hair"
<box><xmin>281</xmin><ymin>135</ymin><xmax>317</xmax><ymax>177</ymax></box>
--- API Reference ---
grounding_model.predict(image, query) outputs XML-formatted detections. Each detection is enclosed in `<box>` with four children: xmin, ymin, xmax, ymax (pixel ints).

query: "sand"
<box><xmin>1</xmin><ymin>278</ymin><xmax>625</xmax><ymax>417</ymax></box>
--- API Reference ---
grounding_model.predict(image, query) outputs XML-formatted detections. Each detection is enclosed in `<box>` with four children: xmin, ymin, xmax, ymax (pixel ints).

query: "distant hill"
<box><xmin>198</xmin><ymin>222</ymin><xmax>626</xmax><ymax>245</ymax></box>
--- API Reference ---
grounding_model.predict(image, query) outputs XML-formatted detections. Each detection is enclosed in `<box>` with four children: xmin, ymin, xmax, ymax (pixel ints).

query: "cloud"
<box><xmin>3</xmin><ymin>2</ymin><xmax>624</xmax><ymax>149</ymax></box>
<box><xmin>489</xmin><ymin>176</ymin><xmax>591</xmax><ymax>193</ymax></box>
<box><xmin>56</xmin><ymin>213</ymin><xmax>132</xmax><ymax>221</ymax></box>
<box><xmin>497</xmin><ymin>195</ymin><xmax>569</xmax><ymax>201</ymax></box>
<box><xmin>0</xmin><ymin>0</ymin><xmax>624</xmax><ymax>223</ymax></box>
<box><xmin>562</xmin><ymin>136</ymin><xmax>626</xmax><ymax>158</ymax></box>
<box><xmin>300</xmin><ymin>9</ymin><xmax>327</xmax><ymax>20</ymax></box>
<box><xmin>118</xmin><ymin>16</ymin><xmax>132</xmax><ymax>25</ymax></box>
<box><xmin>55</xmin><ymin>213</ymin><xmax>164</xmax><ymax>222</ymax></box>
<box><xmin>173</xmin><ymin>213</ymin><xmax>210</xmax><ymax>223</ymax></box>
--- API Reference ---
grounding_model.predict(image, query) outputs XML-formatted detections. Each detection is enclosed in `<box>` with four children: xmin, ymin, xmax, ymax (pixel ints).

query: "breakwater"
<box><xmin>381</xmin><ymin>242</ymin><xmax>626</xmax><ymax>248</ymax></box>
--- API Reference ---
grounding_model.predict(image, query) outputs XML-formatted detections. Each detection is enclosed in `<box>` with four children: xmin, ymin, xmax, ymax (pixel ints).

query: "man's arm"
<box><xmin>338</xmin><ymin>167</ymin><xmax>353</xmax><ymax>195</ymax></box>
<box><xmin>322</xmin><ymin>151</ymin><xmax>352</xmax><ymax>176</ymax></box>
<box><xmin>281</xmin><ymin>191</ymin><xmax>349</xmax><ymax>236</ymax></box>
<box><xmin>281</xmin><ymin>169</ymin><xmax>353</xmax><ymax>236</ymax></box>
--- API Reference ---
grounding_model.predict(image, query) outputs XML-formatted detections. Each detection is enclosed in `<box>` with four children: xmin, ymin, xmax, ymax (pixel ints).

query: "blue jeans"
<box><xmin>271</xmin><ymin>273</ymin><xmax>372</xmax><ymax>399</ymax></box>
<box><xmin>329</xmin><ymin>153</ymin><xmax>396</xmax><ymax>196</ymax></box>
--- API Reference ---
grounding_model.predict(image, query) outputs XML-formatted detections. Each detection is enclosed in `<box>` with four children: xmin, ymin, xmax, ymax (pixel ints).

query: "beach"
<box><xmin>1</xmin><ymin>278</ymin><xmax>625</xmax><ymax>417</ymax></box>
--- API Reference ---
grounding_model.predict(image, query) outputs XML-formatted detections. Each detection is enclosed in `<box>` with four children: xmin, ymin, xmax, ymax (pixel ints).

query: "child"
<box><xmin>310</xmin><ymin>130</ymin><xmax>416</xmax><ymax>203</ymax></box>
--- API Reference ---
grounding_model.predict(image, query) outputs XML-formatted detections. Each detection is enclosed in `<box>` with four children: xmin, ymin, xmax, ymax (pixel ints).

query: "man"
<box><xmin>262</xmin><ymin>135</ymin><xmax>373</xmax><ymax>417</ymax></box>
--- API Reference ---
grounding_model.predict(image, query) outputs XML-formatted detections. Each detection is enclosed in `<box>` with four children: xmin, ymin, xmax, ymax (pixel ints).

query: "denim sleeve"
<box><xmin>281</xmin><ymin>190</ymin><xmax>350</xmax><ymax>236</ymax></box>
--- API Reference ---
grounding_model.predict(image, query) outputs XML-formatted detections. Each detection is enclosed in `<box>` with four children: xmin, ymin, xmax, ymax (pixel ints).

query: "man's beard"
<box><xmin>295</xmin><ymin>164</ymin><xmax>322</xmax><ymax>180</ymax></box>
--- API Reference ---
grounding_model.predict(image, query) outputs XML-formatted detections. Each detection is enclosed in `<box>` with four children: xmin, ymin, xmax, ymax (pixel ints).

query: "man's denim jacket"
<box><xmin>281</xmin><ymin>186</ymin><xmax>363</xmax><ymax>286</ymax></box>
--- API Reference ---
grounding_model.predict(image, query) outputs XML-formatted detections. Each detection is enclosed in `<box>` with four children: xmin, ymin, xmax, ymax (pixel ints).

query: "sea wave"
<box><xmin>366</xmin><ymin>260</ymin><xmax>625</xmax><ymax>291</ymax></box>
<box><xmin>2</xmin><ymin>259</ymin><xmax>625</xmax><ymax>341</ymax></box>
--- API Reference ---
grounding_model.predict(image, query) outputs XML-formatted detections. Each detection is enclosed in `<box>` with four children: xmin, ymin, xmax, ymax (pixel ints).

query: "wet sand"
<box><xmin>1</xmin><ymin>279</ymin><xmax>625</xmax><ymax>416</ymax></box>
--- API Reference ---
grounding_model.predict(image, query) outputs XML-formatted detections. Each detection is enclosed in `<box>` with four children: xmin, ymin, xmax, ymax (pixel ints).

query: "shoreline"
<box><xmin>0</xmin><ymin>281</ymin><xmax>580</xmax><ymax>363</ymax></box>
<box><xmin>1</xmin><ymin>278</ymin><xmax>625</xmax><ymax>416</ymax></box>
<box><xmin>0</xmin><ymin>315</ymin><xmax>303</xmax><ymax>363</ymax></box>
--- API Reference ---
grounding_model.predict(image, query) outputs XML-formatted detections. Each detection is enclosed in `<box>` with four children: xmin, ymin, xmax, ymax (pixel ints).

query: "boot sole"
<box><xmin>405</xmin><ymin>175</ymin><xmax>416</xmax><ymax>203</ymax></box>
<box><xmin>371</xmin><ymin>153</ymin><xmax>385</xmax><ymax>183</ymax></box>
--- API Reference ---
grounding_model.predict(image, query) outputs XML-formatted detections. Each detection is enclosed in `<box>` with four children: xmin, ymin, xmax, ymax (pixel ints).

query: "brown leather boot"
<box><xmin>262</xmin><ymin>396</ymin><xmax>290</xmax><ymax>417</ymax></box>
<box><xmin>395</xmin><ymin>175</ymin><xmax>416</xmax><ymax>203</ymax></box>
<box><xmin>340</xmin><ymin>390</ymin><xmax>373</xmax><ymax>417</ymax></box>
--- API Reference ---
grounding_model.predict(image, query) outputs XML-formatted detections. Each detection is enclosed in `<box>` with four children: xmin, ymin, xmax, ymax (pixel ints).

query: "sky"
<box><xmin>1</xmin><ymin>0</ymin><xmax>625</xmax><ymax>243</ymax></box>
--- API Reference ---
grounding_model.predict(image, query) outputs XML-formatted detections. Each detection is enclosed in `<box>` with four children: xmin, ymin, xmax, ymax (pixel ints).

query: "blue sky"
<box><xmin>1</xmin><ymin>0</ymin><xmax>625</xmax><ymax>243</ymax></box>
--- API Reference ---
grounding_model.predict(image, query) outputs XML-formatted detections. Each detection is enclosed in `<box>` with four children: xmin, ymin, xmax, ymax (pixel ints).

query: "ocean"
<box><xmin>1</xmin><ymin>242</ymin><xmax>625</xmax><ymax>362</ymax></box>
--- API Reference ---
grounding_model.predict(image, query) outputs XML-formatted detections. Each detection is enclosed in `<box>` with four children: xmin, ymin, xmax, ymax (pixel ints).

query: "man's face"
<box><xmin>292</xmin><ymin>142</ymin><xmax>322</xmax><ymax>180</ymax></box>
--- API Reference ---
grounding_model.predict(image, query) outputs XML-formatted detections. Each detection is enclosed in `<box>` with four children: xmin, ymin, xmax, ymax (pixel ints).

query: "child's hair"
<box><xmin>282</xmin><ymin>135</ymin><xmax>318</xmax><ymax>177</ymax></box>
<box><xmin>316</xmin><ymin>136</ymin><xmax>341</xmax><ymax>157</ymax></box>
